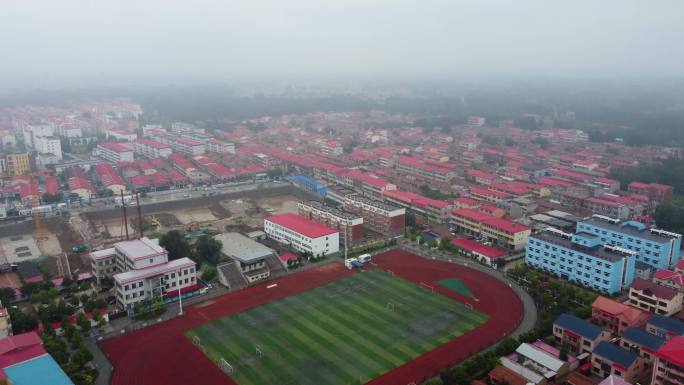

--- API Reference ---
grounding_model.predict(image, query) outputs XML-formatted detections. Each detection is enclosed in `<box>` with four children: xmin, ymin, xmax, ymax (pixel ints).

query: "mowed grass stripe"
<box><xmin>235</xmin><ymin>309</ymin><xmax>351</xmax><ymax>385</ymax></box>
<box><xmin>187</xmin><ymin>269</ymin><xmax>489</xmax><ymax>385</ymax></box>
<box><xmin>245</xmin><ymin>301</ymin><xmax>374</xmax><ymax>383</ymax></box>
<box><xmin>272</xmin><ymin>296</ymin><xmax>394</xmax><ymax>377</ymax></box>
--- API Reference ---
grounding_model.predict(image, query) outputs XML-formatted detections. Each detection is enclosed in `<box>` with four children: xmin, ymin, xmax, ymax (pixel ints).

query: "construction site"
<box><xmin>0</xmin><ymin>184</ymin><xmax>314</xmax><ymax>290</ymax></box>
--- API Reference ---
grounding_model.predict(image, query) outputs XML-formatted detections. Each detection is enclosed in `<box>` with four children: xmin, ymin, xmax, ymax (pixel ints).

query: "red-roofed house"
<box><xmin>135</xmin><ymin>139</ymin><xmax>172</xmax><ymax>158</ymax></box>
<box><xmin>396</xmin><ymin>156</ymin><xmax>456</xmax><ymax>184</ymax></box>
<box><xmin>451</xmin><ymin>238</ymin><xmax>507</xmax><ymax>267</ymax></box>
<box><xmin>652</xmin><ymin>336</ymin><xmax>684</xmax><ymax>385</ymax></box>
<box><xmin>68</xmin><ymin>176</ymin><xmax>93</xmax><ymax>200</ymax></box>
<box><xmin>94</xmin><ymin>163</ymin><xmax>126</xmax><ymax>195</ymax></box>
<box><xmin>383</xmin><ymin>189</ymin><xmax>453</xmax><ymax>224</ymax></box>
<box><xmin>592</xmin><ymin>296</ymin><xmax>650</xmax><ymax>335</ymax></box>
<box><xmin>654</xmin><ymin>269</ymin><xmax>684</xmax><ymax>293</ymax></box>
<box><xmin>450</xmin><ymin>208</ymin><xmax>530</xmax><ymax>251</ymax></box>
<box><xmin>264</xmin><ymin>213</ymin><xmax>339</xmax><ymax>257</ymax></box>
<box><xmin>43</xmin><ymin>176</ymin><xmax>60</xmax><ymax>197</ymax></box>
<box><xmin>466</xmin><ymin>169</ymin><xmax>498</xmax><ymax>185</ymax></box>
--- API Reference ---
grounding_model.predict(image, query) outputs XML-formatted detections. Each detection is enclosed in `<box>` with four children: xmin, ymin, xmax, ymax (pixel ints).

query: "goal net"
<box><xmin>219</xmin><ymin>358</ymin><xmax>234</xmax><ymax>375</ymax></box>
<box><xmin>419</xmin><ymin>282</ymin><xmax>435</xmax><ymax>293</ymax></box>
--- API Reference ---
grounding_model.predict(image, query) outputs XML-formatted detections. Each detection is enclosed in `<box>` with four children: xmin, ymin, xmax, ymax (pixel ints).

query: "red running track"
<box><xmin>100</xmin><ymin>250</ymin><xmax>522</xmax><ymax>385</ymax></box>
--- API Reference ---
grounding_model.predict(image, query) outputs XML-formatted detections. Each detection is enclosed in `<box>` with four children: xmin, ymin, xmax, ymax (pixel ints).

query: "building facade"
<box><xmin>342</xmin><ymin>194</ymin><xmax>405</xmax><ymax>237</ymax></box>
<box><xmin>628</xmin><ymin>278</ymin><xmax>683</xmax><ymax>316</ymax></box>
<box><xmin>264</xmin><ymin>213</ymin><xmax>339</xmax><ymax>256</ymax></box>
<box><xmin>297</xmin><ymin>201</ymin><xmax>364</xmax><ymax>243</ymax></box>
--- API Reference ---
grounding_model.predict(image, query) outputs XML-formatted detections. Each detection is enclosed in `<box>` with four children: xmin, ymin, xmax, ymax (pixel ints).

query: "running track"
<box><xmin>100</xmin><ymin>250</ymin><xmax>523</xmax><ymax>385</ymax></box>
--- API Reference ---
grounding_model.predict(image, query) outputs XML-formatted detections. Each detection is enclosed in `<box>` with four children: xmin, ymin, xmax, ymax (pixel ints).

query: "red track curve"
<box><xmin>100</xmin><ymin>250</ymin><xmax>523</xmax><ymax>385</ymax></box>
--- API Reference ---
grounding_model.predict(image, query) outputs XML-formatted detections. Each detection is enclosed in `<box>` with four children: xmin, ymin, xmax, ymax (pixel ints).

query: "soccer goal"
<box><xmin>192</xmin><ymin>336</ymin><xmax>201</xmax><ymax>346</ymax></box>
<box><xmin>255</xmin><ymin>344</ymin><xmax>264</xmax><ymax>359</ymax></box>
<box><xmin>419</xmin><ymin>282</ymin><xmax>435</xmax><ymax>293</ymax></box>
<box><xmin>465</xmin><ymin>303</ymin><xmax>474</xmax><ymax>310</ymax></box>
<box><xmin>219</xmin><ymin>358</ymin><xmax>234</xmax><ymax>375</ymax></box>
<box><xmin>386</xmin><ymin>302</ymin><xmax>395</xmax><ymax>312</ymax></box>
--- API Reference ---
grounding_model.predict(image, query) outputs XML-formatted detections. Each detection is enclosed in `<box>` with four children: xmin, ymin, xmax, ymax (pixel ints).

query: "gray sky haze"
<box><xmin>2</xmin><ymin>0</ymin><xmax>684</xmax><ymax>91</ymax></box>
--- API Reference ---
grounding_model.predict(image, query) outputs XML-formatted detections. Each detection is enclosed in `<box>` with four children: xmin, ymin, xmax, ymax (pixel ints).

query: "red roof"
<box><xmin>398</xmin><ymin>156</ymin><xmax>454</xmax><ymax>173</ymax></box>
<box><xmin>383</xmin><ymin>190</ymin><xmax>452</xmax><ymax>209</ymax></box>
<box><xmin>265</xmin><ymin>213</ymin><xmax>338</xmax><ymax>238</ymax></box>
<box><xmin>657</xmin><ymin>336</ymin><xmax>684</xmax><ymax>367</ymax></box>
<box><xmin>451</xmin><ymin>238</ymin><xmax>506</xmax><ymax>258</ymax></box>
<box><xmin>138</xmin><ymin>138</ymin><xmax>170</xmax><ymax>150</ymax></box>
<box><xmin>467</xmin><ymin>169</ymin><xmax>497</xmax><ymax>180</ymax></box>
<box><xmin>279</xmin><ymin>252</ymin><xmax>298</xmax><ymax>262</ymax></box>
<box><xmin>99</xmin><ymin>141</ymin><xmax>131</xmax><ymax>153</ymax></box>
<box><xmin>44</xmin><ymin>176</ymin><xmax>60</xmax><ymax>195</ymax></box>
<box><xmin>592</xmin><ymin>296</ymin><xmax>650</xmax><ymax>326</ymax></box>
<box><xmin>0</xmin><ymin>332</ymin><xmax>45</xmax><ymax>370</ymax></box>
<box><xmin>68</xmin><ymin>176</ymin><xmax>93</xmax><ymax>192</ymax></box>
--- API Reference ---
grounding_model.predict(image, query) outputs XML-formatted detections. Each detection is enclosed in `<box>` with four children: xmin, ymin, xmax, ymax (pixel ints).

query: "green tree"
<box><xmin>8</xmin><ymin>308</ymin><xmax>38</xmax><ymax>333</ymax></box>
<box><xmin>201</xmin><ymin>266</ymin><xmax>217</xmax><ymax>282</ymax></box>
<box><xmin>159</xmin><ymin>230</ymin><xmax>192</xmax><ymax>261</ymax></box>
<box><xmin>195</xmin><ymin>235</ymin><xmax>223</xmax><ymax>264</ymax></box>
<box><xmin>0</xmin><ymin>287</ymin><xmax>15</xmax><ymax>306</ymax></box>
<box><xmin>42</xmin><ymin>192</ymin><xmax>64</xmax><ymax>204</ymax></box>
<box><xmin>71</xmin><ymin>346</ymin><xmax>94</xmax><ymax>369</ymax></box>
<box><xmin>76</xmin><ymin>312</ymin><xmax>91</xmax><ymax>333</ymax></box>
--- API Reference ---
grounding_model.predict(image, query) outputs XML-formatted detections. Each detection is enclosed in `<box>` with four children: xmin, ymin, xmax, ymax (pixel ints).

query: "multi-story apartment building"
<box><xmin>553</xmin><ymin>313</ymin><xmax>609</xmax><ymax>355</ymax></box>
<box><xmin>171</xmin><ymin>136</ymin><xmax>205</xmax><ymax>156</ymax></box>
<box><xmin>297</xmin><ymin>201</ymin><xmax>363</xmax><ymax>243</ymax></box>
<box><xmin>651</xmin><ymin>336</ymin><xmax>684</xmax><ymax>385</ymax></box>
<box><xmin>628</xmin><ymin>182</ymin><xmax>674</xmax><ymax>203</ymax></box>
<box><xmin>469</xmin><ymin>187</ymin><xmax>511</xmax><ymax>204</ymax></box>
<box><xmin>467</xmin><ymin>115</ymin><xmax>486</xmax><ymax>127</ymax></box>
<box><xmin>383</xmin><ymin>190</ymin><xmax>453</xmax><ymax>224</ymax></box>
<box><xmin>89</xmin><ymin>237</ymin><xmax>197</xmax><ymax>312</ymax></box>
<box><xmin>654</xmin><ymin>264</ymin><xmax>684</xmax><ymax>293</ymax></box>
<box><xmin>264</xmin><ymin>213</ymin><xmax>339</xmax><ymax>256</ymax></box>
<box><xmin>591</xmin><ymin>296</ymin><xmax>650</xmax><ymax>335</ymax></box>
<box><xmin>95</xmin><ymin>142</ymin><xmax>134</xmax><ymax>163</ymax></box>
<box><xmin>577</xmin><ymin>216</ymin><xmax>683</xmax><ymax>270</ymax></box>
<box><xmin>206</xmin><ymin>138</ymin><xmax>235</xmax><ymax>154</ymax></box>
<box><xmin>646</xmin><ymin>315</ymin><xmax>684</xmax><ymax>340</ymax></box>
<box><xmin>105</xmin><ymin>128</ymin><xmax>138</xmax><ymax>142</ymax></box>
<box><xmin>584</xmin><ymin>197</ymin><xmax>631</xmax><ymax>221</ymax></box>
<box><xmin>525</xmin><ymin>229</ymin><xmax>636</xmax><ymax>294</ymax></box>
<box><xmin>318</xmin><ymin>139</ymin><xmax>343</xmax><ymax>156</ymax></box>
<box><xmin>135</xmin><ymin>139</ymin><xmax>172</xmax><ymax>158</ymax></box>
<box><xmin>342</xmin><ymin>194</ymin><xmax>405</xmax><ymax>237</ymax></box>
<box><xmin>396</xmin><ymin>156</ymin><xmax>456</xmax><ymax>185</ymax></box>
<box><xmin>451</xmin><ymin>208</ymin><xmax>531</xmax><ymax>251</ymax></box>
<box><xmin>628</xmin><ymin>278</ymin><xmax>683</xmax><ymax>316</ymax></box>
<box><xmin>4</xmin><ymin>152</ymin><xmax>30</xmax><ymax>175</ymax></box>
<box><xmin>34</xmin><ymin>135</ymin><xmax>62</xmax><ymax>160</ymax></box>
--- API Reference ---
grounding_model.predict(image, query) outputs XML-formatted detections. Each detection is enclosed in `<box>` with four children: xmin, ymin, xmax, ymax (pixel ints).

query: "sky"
<box><xmin>1</xmin><ymin>0</ymin><xmax>684</xmax><ymax>92</ymax></box>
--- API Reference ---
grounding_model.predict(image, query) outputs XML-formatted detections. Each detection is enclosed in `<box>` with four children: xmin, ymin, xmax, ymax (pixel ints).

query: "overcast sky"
<box><xmin>1</xmin><ymin>0</ymin><xmax>683</xmax><ymax>91</ymax></box>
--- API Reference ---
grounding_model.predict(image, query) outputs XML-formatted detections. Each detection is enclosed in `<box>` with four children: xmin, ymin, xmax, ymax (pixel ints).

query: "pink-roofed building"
<box><xmin>383</xmin><ymin>189</ymin><xmax>453</xmax><ymax>224</ymax></box>
<box><xmin>94</xmin><ymin>163</ymin><xmax>126</xmax><ymax>195</ymax></box>
<box><xmin>628</xmin><ymin>182</ymin><xmax>674</xmax><ymax>203</ymax></box>
<box><xmin>135</xmin><ymin>139</ymin><xmax>172</xmax><ymax>158</ymax></box>
<box><xmin>466</xmin><ymin>169</ymin><xmax>499</xmax><ymax>185</ymax></box>
<box><xmin>469</xmin><ymin>187</ymin><xmax>511</xmax><ymax>204</ymax></box>
<box><xmin>396</xmin><ymin>156</ymin><xmax>456</xmax><ymax>185</ymax></box>
<box><xmin>43</xmin><ymin>176</ymin><xmax>60</xmax><ymax>196</ymax></box>
<box><xmin>450</xmin><ymin>208</ymin><xmax>530</xmax><ymax>251</ymax></box>
<box><xmin>68</xmin><ymin>176</ymin><xmax>93</xmax><ymax>200</ymax></box>
<box><xmin>652</xmin><ymin>336</ymin><xmax>684</xmax><ymax>385</ymax></box>
<box><xmin>96</xmin><ymin>141</ymin><xmax>134</xmax><ymax>163</ymax></box>
<box><xmin>451</xmin><ymin>238</ymin><xmax>507</xmax><ymax>267</ymax></box>
<box><xmin>264</xmin><ymin>213</ymin><xmax>339</xmax><ymax>256</ymax></box>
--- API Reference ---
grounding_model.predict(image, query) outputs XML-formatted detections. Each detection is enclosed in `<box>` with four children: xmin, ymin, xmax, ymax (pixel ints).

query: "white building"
<box><xmin>22</xmin><ymin>124</ymin><xmax>53</xmax><ymax>149</ymax></box>
<box><xmin>206</xmin><ymin>139</ymin><xmax>235</xmax><ymax>154</ymax></box>
<box><xmin>34</xmin><ymin>135</ymin><xmax>62</xmax><ymax>160</ymax></box>
<box><xmin>89</xmin><ymin>237</ymin><xmax>197</xmax><ymax>312</ymax></box>
<box><xmin>95</xmin><ymin>142</ymin><xmax>135</xmax><ymax>163</ymax></box>
<box><xmin>56</xmin><ymin>124</ymin><xmax>82</xmax><ymax>138</ymax></box>
<box><xmin>172</xmin><ymin>136</ymin><xmax>205</xmax><ymax>156</ymax></box>
<box><xmin>105</xmin><ymin>129</ymin><xmax>138</xmax><ymax>142</ymax></box>
<box><xmin>467</xmin><ymin>116</ymin><xmax>486</xmax><ymax>127</ymax></box>
<box><xmin>135</xmin><ymin>139</ymin><xmax>173</xmax><ymax>158</ymax></box>
<box><xmin>264</xmin><ymin>213</ymin><xmax>339</xmax><ymax>257</ymax></box>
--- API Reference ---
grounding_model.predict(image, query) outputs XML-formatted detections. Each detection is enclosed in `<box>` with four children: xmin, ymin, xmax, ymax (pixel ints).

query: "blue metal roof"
<box><xmin>554</xmin><ymin>313</ymin><xmax>603</xmax><ymax>340</ymax></box>
<box><xmin>622</xmin><ymin>327</ymin><xmax>666</xmax><ymax>351</ymax></box>
<box><xmin>649</xmin><ymin>314</ymin><xmax>684</xmax><ymax>335</ymax></box>
<box><xmin>3</xmin><ymin>354</ymin><xmax>74</xmax><ymax>385</ymax></box>
<box><xmin>594</xmin><ymin>342</ymin><xmax>638</xmax><ymax>369</ymax></box>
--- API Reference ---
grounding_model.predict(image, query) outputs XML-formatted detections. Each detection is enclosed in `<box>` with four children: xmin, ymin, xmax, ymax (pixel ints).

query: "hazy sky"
<box><xmin>2</xmin><ymin>0</ymin><xmax>684</xmax><ymax>91</ymax></box>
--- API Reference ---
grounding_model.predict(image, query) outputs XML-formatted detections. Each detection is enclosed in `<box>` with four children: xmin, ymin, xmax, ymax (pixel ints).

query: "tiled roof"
<box><xmin>594</xmin><ymin>342</ymin><xmax>638</xmax><ymax>369</ymax></box>
<box><xmin>649</xmin><ymin>314</ymin><xmax>684</xmax><ymax>335</ymax></box>
<box><xmin>622</xmin><ymin>327</ymin><xmax>665</xmax><ymax>352</ymax></box>
<box><xmin>554</xmin><ymin>313</ymin><xmax>603</xmax><ymax>340</ymax></box>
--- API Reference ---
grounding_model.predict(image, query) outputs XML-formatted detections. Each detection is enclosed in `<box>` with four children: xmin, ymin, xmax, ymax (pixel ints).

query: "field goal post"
<box><xmin>419</xmin><ymin>282</ymin><xmax>435</xmax><ymax>293</ymax></box>
<box><xmin>219</xmin><ymin>358</ymin><xmax>234</xmax><ymax>375</ymax></box>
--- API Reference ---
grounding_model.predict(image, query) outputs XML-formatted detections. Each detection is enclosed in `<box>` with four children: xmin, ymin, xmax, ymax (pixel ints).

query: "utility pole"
<box><xmin>177</xmin><ymin>271</ymin><xmax>183</xmax><ymax>316</ymax></box>
<box><xmin>121</xmin><ymin>190</ymin><xmax>129</xmax><ymax>240</ymax></box>
<box><xmin>136</xmin><ymin>192</ymin><xmax>143</xmax><ymax>239</ymax></box>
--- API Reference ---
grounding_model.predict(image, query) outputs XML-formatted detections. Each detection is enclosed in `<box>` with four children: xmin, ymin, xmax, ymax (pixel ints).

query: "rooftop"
<box><xmin>630</xmin><ymin>277</ymin><xmax>679</xmax><ymax>300</ymax></box>
<box><xmin>213</xmin><ymin>233</ymin><xmax>275</xmax><ymax>263</ymax></box>
<box><xmin>593</xmin><ymin>341</ymin><xmax>638</xmax><ymax>369</ymax></box>
<box><xmin>622</xmin><ymin>326</ymin><xmax>665</xmax><ymax>352</ymax></box>
<box><xmin>265</xmin><ymin>213</ymin><xmax>338</xmax><ymax>238</ymax></box>
<box><xmin>581</xmin><ymin>217</ymin><xmax>681</xmax><ymax>243</ymax></box>
<box><xmin>592</xmin><ymin>296</ymin><xmax>650</xmax><ymax>325</ymax></box>
<box><xmin>114</xmin><ymin>237</ymin><xmax>167</xmax><ymax>261</ymax></box>
<box><xmin>657</xmin><ymin>336</ymin><xmax>684</xmax><ymax>367</ymax></box>
<box><xmin>554</xmin><ymin>313</ymin><xmax>603</xmax><ymax>340</ymax></box>
<box><xmin>299</xmin><ymin>200</ymin><xmax>362</xmax><ymax>220</ymax></box>
<box><xmin>532</xmin><ymin>231</ymin><xmax>633</xmax><ymax>263</ymax></box>
<box><xmin>451</xmin><ymin>238</ymin><xmax>506</xmax><ymax>258</ymax></box>
<box><xmin>114</xmin><ymin>257</ymin><xmax>195</xmax><ymax>284</ymax></box>
<box><xmin>648</xmin><ymin>314</ymin><xmax>684</xmax><ymax>335</ymax></box>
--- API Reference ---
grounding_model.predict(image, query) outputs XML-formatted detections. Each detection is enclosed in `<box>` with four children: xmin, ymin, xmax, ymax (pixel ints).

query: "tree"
<box><xmin>559</xmin><ymin>344</ymin><xmax>569</xmax><ymax>361</ymax></box>
<box><xmin>195</xmin><ymin>235</ymin><xmax>223</xmax><ymax>264</ymax></box>
<box><xmin>159</xmin><ymin>230</ymin><xmax>192</xmax><ymax>260</ymax></box>
<box><xmin>8</xmin><ymin>308</ymin><xmax>38</xmax><ymax>333</ymax></box>
<box><xmin>0</xmin><ymin>287</ymin><xmax>15</xmax><ymax>306</ymax></box>
<box><xmin>201</xmin><ymin>266</ymin><xmax>217</xmax><ymax>282</ymax></box>
<box><xmin>42</xmin><ymin>192</ymin><xmax>64</xmax><ymax>204</ymax></box>
<box><xmin>71</xmin><ymin>346</ymin><xmax>94</xmax><ymax>369</ymax></box>
<box><xmin>76</xmin><ymin>312</ymin><xmax>91</xmax><ymax>333</ymax></box>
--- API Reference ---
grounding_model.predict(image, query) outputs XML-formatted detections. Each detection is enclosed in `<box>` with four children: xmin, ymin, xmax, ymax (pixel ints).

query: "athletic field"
<box><xmin>186</xmin><ymin>269</ymin><xmax>488</xmax><ymax>385</ymax></box>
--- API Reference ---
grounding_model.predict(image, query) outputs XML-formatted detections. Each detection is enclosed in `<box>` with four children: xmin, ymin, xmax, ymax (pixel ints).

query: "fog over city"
<box><xmin>2</xmin><ymin>0</ymin><xmax>684</xmax><ymax>91</ymax></box>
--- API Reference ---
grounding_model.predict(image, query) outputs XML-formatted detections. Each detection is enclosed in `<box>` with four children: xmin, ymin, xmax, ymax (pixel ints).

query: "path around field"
<box><xmin>99</xmin><ymin>249</ymin><xmax>529</xmax><ymax>385</ymax></box>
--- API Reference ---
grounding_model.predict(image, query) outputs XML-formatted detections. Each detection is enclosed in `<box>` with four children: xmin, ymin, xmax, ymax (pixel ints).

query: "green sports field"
<box><xmin>186</xmin><ymin>269</ymin><xmax>488</xmax><ymax>385</ymax></box>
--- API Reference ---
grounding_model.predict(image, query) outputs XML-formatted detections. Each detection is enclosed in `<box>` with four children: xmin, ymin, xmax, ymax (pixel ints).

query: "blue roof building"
<box><xmin>592</xmin><ymin>342</ymin><xmax>641</xmax><ymax>382</ymax></box>
<box><xmin>286</xmin><ymin>175</ymin><xmax>327</xmax><ymax>197</ymax></box>
<box><xmin>553</xmin><ymin>313</ymin><xmax>608</xmax><ymax>354</ymax></box>
<box><xmin>3</xmin><ymin>354</ymin><xmax>74</xmax><ymax>385</ymax></box>
<box><xmin>647</xmin><ymin>314</ymin><xmax>684</xmax><ymax>339</ymax></box>
<box><xmin>577</xmin><ymin>216</ymin><xmax>682</xmax><ymax>269</ymax></box>
<box><xmin>621</xmin><ymin>327</ymin><xmax>665</xmax><ymax>362</ymax></box>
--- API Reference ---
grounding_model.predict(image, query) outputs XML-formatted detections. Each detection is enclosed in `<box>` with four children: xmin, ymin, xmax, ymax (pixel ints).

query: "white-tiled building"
<box><xmin>264</xmin><ymin>213</ymin><xmax>339</xmax><ymax>257</ymax></box>
<box><xmin>135</xmin><ymin>139</ymin><xmax>173</xmax><ymax>158</ymax></box>
<box><xmin>96</xmin><ymin>142</ymin><xmax>135</xmax><ymax>163</ymax></box>
<box><xmin>89</xmin><ymin>237</ymin><xmax>197</xmax><ymax>312</ymax></box>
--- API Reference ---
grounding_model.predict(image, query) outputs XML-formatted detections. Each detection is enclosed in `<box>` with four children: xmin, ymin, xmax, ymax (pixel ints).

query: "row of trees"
<box><xmin>159</xmin><ymin>231</ymin><xmax>223</xmax><ymax>265</ymax></box>
<box><xmin>42</xmin><ymin>322</ymin><xmax>97</xmax><ymax>385</ymax></box>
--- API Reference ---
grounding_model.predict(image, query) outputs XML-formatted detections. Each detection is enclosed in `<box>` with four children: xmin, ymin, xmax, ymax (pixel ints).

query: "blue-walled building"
<box><xmin>577</xmin><ymin>216</ymin><xmax>682</xmax><ymax>269</ymax></box>
<box><xmin>286</xmin><ymin>175</ymin><xmax>327</xmax><ymax>197</ymax></box>
<box><xmin>526</xmin><ymin>228</ymin><xmax>636</xmax><ymax>294</ymax></box>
